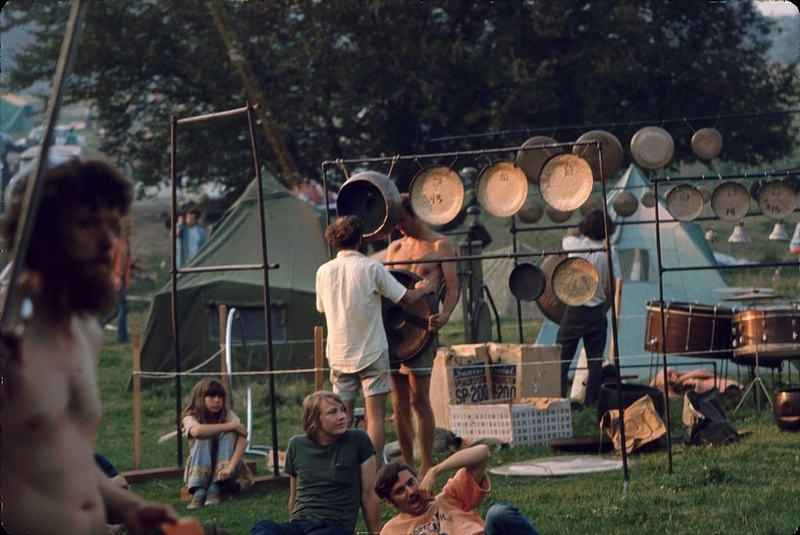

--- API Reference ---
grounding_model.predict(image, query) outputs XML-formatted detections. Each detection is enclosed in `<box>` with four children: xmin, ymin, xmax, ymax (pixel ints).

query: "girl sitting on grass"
<box><xmin>182</xmin><ymin>377</ymin><xmax>248</xmax><ymax>509</ymax></box>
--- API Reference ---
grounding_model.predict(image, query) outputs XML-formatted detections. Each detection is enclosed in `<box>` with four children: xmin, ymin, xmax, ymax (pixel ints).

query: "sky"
<box><xmin>754</xmin><ymin>0</ymin><xmax>799</xmax><ymax>17</ymax></box>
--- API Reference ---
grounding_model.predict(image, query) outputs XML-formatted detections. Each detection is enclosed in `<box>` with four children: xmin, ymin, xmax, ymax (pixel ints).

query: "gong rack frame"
<box><xmin>321</xmin><ymin>138</ymin><xmax>632</xmax><ymax>484</ymax></box>
<box><xmin>509</xmin><ymin>165</ymin><xmax>800</xmax><ymax>473</ymax></box>
<box><xmin>319</xmin><ymin>140</ymin><xmax>621</xmax><ymax>361</ymax></box>
<box><xmin>646</xmin><ymin>169</ymin><xmax>800</xmax><ymax>473</ymax></box>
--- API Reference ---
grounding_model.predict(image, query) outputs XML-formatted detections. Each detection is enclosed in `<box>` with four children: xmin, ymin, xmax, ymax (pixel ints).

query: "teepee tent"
<box><xmin>535</xmin><ymin>164</ymin><xmax>730</xmax><ymax>378</ymax></box>
<box><xmin>139</xmin><ymin>172</ymin><xmax>327</xmax><ymax>385</ymax></box>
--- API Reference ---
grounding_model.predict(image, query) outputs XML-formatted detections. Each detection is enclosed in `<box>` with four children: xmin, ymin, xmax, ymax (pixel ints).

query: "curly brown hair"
<box><xmin>324</xmin><ymin>215</ymin><xmax>364</xmax><ymax>249</ymax></box>
<box><xmin>2</xmin><ymin>158</ymin><xmax>133</xmax><ymax>320</ymax></box>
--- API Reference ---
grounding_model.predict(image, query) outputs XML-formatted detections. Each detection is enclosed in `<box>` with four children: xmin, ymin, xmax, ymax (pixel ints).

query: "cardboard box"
<box><xmin>430</xmin><ymin>344</ymin><xmax>492</xmax><ymax>428</ymax></box>
<box><xmin>486</xmin><ymin>343</ymin><xmax>561</xmax><ymax>401</ymax></box>
<box><xmin>448</xmin><ymin>398</ymin><xmax>572</xmax><ymax>447</ymax></box>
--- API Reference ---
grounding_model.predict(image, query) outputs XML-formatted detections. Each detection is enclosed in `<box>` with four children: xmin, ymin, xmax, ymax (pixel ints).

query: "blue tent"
<box><xmin>535</xmin><ymin>164</ymin><xmax>731</xmax><ymax>380</ymax></box>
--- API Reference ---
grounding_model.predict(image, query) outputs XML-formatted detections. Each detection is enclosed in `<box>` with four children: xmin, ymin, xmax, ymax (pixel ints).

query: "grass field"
<box><xmin>96</xmin><ymin>307</ymin><xmax>800</xmax><ymax>535</ymax></box>
<box><xmin>86</xmin><ymin>186</ymin><xmax>800</xmax><ymax>535</ymax></box>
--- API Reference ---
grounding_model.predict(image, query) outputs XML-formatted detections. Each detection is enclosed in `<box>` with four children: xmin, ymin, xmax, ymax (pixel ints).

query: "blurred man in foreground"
<box><xmin>0</xmin><ymin>159</ymin><xmax>178</xmax><ymax>535</ymax></box>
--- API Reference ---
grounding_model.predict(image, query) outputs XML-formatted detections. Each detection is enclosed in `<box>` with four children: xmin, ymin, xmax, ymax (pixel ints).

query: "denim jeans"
<box><xmin>116</xmin><ymin>286</ymin><xmax>129</xmax><ymax>343</ymax></box>
<box><xmin>186</xmin><ymin>431</ymin><xmax>240</xmax><ymax>495</ymax></box>
<box><xmin>484</xmin><ymin>503</ymin><xmax>541</xmax><ymax>535</ymax></box>
<box><xmin>249</xmin><ymin>519</ymin><xmax>349</xmax><ymax>535</ymax></box>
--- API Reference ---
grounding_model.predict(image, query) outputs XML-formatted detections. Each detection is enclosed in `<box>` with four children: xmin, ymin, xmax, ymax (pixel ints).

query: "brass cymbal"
<box><xmin>715</xmin><ymin>287</ymin><xmax>774</xmax><ymax>294</ymax></box>
<box><xmin>721</xmin><ymin>292</ymin><xmax>780</xmax><ymax>302</ymax></box>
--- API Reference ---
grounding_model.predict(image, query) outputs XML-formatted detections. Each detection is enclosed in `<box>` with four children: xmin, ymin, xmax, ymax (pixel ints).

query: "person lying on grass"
<box><xmin>375</xmin><ymin>444</ymin><xmax>541</xmax><ymax>535</ymax></box>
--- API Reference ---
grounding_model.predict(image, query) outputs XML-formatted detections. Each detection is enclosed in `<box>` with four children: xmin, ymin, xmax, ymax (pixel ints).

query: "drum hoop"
<box><xmin>645</xmin><ymin>301</ymin><xmax>733</xmax><ymax>317</ymax></box>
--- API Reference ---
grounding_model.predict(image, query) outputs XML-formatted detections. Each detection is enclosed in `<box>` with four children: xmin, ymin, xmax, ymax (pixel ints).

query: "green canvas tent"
<box><xmin>139</xmin><ymin>172</ymin><xmax>328</xmax><ymax>385</ymax></box>
<box><xmin>535</xmin><ymin>164</ymin><xmax>730</xmax><ymax>379</ymax></box>
<box><xmin>0</xmin><ymin>94</ymin><xmax>38</xmax><ymax>134</ymax></box>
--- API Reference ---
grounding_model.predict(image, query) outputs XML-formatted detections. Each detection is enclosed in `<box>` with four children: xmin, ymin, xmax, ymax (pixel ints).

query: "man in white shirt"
<box><xmin>316</xmin><ymin>215</ymin><xmax>433</xmax><ymax>460</ymax></box>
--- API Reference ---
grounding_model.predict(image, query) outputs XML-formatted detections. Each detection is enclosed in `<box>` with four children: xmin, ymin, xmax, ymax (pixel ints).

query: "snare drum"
<box><xmin>732</xmin><ymin>305</ymin><xmax>800</xmax><ymax>366</ymax></box>
<box><xmin>644</xmin><ymin>301</ymin><xmax>733</xmax><ymax>358</ymax></box>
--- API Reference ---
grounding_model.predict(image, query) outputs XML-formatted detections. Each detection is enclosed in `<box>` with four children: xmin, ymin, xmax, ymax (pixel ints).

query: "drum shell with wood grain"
<box><xmin>382</xmin><ymin>270</ymin><xmax>439</xmax><ymax>365</ymax></box>
<box><xmin>644</xmin><ymin>301</ymin><xmax>733</xmax><ymax>359</ymax></box>
<box><xmin>732</xmin><ymin>305</ymin><xmax>800</xmax><ymax>366</ymax></box>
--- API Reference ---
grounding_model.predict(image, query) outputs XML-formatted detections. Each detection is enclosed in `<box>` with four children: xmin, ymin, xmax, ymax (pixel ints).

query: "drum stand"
<box><xmin>733</xmin><ymin>340</ymin><xmax>774</xmax><ymax>413</ymax></box>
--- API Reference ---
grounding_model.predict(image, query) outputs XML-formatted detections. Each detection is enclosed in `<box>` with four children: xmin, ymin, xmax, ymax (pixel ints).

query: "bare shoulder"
<box><xmin>385</xmin><ymin>237</ymin><xmax>408</xmax><ymax>260</ymax></box>
<box><xmin>74</xmin><ymin>314</ymin><xmax>105</xmax><ymax>352</ymax></box>
<box><xmin>432</xmin><ymin>233</ymin><xmax>456</xmax><ymax>255</ymax></box>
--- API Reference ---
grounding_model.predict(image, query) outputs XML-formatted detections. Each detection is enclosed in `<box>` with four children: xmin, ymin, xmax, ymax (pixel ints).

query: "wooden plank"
<box><xmin>121</xmin><ymin>461</ymin><xmax>261</xmax><ymax>484</ymax></box>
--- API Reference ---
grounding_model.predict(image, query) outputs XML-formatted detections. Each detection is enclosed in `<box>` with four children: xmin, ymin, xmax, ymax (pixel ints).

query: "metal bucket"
<box><xmin>773</xmin><ymin>386</ymin><xmax>800</xmax><ymax>432</ymax></box>
<box><xmin>336</xmin><ymin>171</ymin><xmax>401</xmax><ymax>241</ymax></box>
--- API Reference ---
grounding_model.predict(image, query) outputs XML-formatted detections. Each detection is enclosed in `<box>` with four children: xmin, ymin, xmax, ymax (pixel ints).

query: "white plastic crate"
<box><xmin>449</xmin><ymin>398</ymin><xmax>572</xmax><ymax>447</ymax></box>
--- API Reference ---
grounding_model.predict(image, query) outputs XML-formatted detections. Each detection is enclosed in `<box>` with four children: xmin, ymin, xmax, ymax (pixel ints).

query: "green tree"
<box><xmin>2</xmin><ymin>0</ymin><xmax>796</xmax><ymax>202</ymax></box>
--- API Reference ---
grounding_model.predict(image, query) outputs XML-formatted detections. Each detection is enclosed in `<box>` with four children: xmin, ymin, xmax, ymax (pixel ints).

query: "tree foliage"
<box><xmin>2</xmin><ymin>0</ymin><xmax>796</xmax><ymax>202</ymax></box>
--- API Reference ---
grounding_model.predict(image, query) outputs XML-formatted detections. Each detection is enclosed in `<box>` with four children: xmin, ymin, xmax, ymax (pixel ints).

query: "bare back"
<box><xmin>1</xmin><ymin>314</ymin><xmax>108</xmax><ymax>535</ymax></box>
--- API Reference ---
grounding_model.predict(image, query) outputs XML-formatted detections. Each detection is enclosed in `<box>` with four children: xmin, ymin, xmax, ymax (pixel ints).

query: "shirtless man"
<box><xmin>384</xmin><ymin>194</ymin><xmax>458</xmax><ymax>477</ymax></box>
<box><xmin>0</xmin><ymin>159</ymin><xmax>178</xmax><ymax>535</ymax></box>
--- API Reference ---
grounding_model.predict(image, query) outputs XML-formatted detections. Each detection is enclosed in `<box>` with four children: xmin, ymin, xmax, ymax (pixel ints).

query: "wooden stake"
<box><xmin>132</xmin><ymin>323</ymin><xmax>142</xmax><ymax>471</ymax></box>
<box><xmin>609</xmin><ymin>278</ymin><xmax>623</xmax><ymax>365</ymax></box>
<box><xmin>314</xmin><ymin>326</ymin><xmax>324</xmax><ymax>391</ymax></box>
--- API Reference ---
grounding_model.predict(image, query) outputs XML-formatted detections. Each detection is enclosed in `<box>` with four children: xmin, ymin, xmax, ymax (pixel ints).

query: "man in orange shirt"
<box><xmin>375</xmin><ymin>445</ymin><xmax>540</xmax><ymax>535</ymax></box>
<box><xmin>111</xmin><ymin>216</ymin><xmax>143</xmax><ymax>343</ymax></box>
